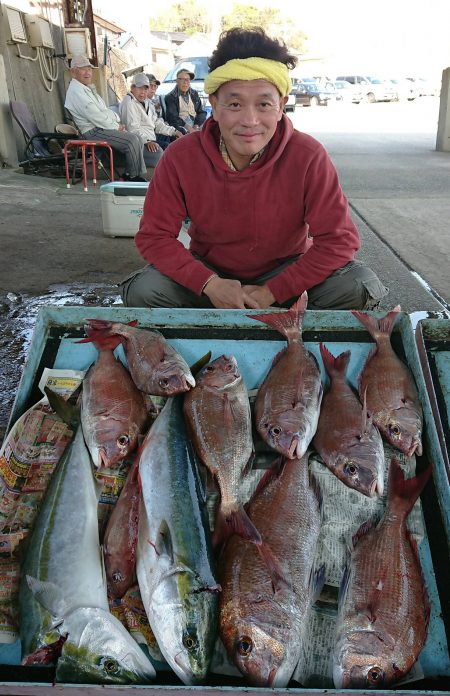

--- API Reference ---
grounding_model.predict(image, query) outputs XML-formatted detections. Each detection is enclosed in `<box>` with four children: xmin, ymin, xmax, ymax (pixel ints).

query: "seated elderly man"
<box><xmin>164</xmin><ymin>68</ymin><xmax>207</xmax><ymax>133</ymax></box>
<box><xmin>64</xmin><ymin>55</ymin><xmax>147</xmax><ymax>182</ymax></box>
<box><xmin>119</xmin><ymin>73</ymin><xmax>183</xmax><ymax>168</ymax></box>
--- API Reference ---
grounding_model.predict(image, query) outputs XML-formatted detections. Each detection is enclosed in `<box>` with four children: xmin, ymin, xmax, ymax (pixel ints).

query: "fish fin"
<box><xmin>308</xmin><ymin>563</ymin><xmax>326</xmax><ymax>603</ymax></box>
<box><xmin>360</xmin><ymin>388</ymin><xmax>373</xmax><ymax>440</ymax></box>
<box><xmin>404</xmin><ymin>527</ymin><xmax>431</xmax><ymax>629</ymax></box>
<box><xmin>75</xmin><ymin>329</ymin><xmax>122</xmax><ymax>351</ymax></box>
<box><xmin>352</xmin><ymin>518</ymin><xmax>377</xmax><ymax>548</ymax></box>
<box><xmin>358</xmin><ymin>565</ymin><xmax>389</xmax><ymax>623</ymax></box>
<box><xmin>251</xmin><ymin>457</ymin><xmax>285</xmax><ymax>498</ymax></box>
<box><xmin>257</xmin><ymin>542</ymin><xmax>292</xmax><ymax>593</ymax></box>
<box><xmin>352</xmin><ymin>305</ymin><xmax>401</xmax><ymax>341</ymax></box>
<box><xmin>309</xmin><ymin>469</ymin><xmax>323</xmax><ymax>515</ymax></box>
<box><xmin>21</xmin><ymin>633</ymin><xmax>68</xmax><ymax>666</ymax></box>
<box><xmin>338</xmin><ymin>562</ymin><xmax>352</xmax><ymax>608</ymax></box>
<box><xmin>247</xmin><ymin>292</ymin><xmax>307</xmax><ymax>342</ymax></box>
<box><xmin>387</xmin><ymin>458</ymin><xmax>432</xmax><ymax>518</ymax></box>
<box><xmin>190</xmin><ymin>351</ymin><xmax>212</xmax><ymax>376</ymax></box>
<box><xmin>212</xmin><ymin>504</ymin><xmax>261</xmax><ymax>549</ymax></box>
<box><xmin>153</xmin><ymin>519</ymin><xmax>174</xmax><ymax>561</ymax></box>
<box><xmin>319</xmin><ymin>344</ymin><xmax>351</xmax><ymax>379</ymax></box>
<box><xmin>44</xmin><ymin>387</ymin><xmax>79</xmax><ymax>429</ymax></box>
<box><xmin>270</xmin><ymin>346</ymin><xmax>287</xmax><ymax>367</ymax></box>
<box><xmin>242</xmin><ymin>449</ymin><xmax>255</xmax><ymax>477</ymax></box>
<box><xmin>26</xmin><ymin>576</ymin><xmax>68</xmax><ymax>621</ymax></box>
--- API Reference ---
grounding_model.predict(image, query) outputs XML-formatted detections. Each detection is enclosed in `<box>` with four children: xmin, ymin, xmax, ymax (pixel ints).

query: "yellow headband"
<box><xmin>204</xmin><ymin>57</ymin><xmax>291</xmax><ymax>97</ymax></box>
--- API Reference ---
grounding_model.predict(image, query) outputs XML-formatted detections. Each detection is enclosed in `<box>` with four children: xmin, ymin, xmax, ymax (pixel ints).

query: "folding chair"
<box><xmin>9</xmin><ymin>100</ymin><xmax>76</xmax><ymax>175</ymax></box>
<box><xmin>64</xmin><ymin>108</ymin><xmax>126</xmax><ymax>183</ymax></box>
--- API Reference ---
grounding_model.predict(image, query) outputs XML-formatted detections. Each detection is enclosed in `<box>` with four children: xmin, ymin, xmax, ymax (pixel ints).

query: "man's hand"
<box><xmin>242</xmin><ymin>284</ymin><xmax>276</xmax><ymax>308</ymax></box>
<box><xmin>118</xmin><ymin>124</ymin><xmax>127</xmax><ymax>132</ymax></box>
<box><xmin>174</xmin><ymin>130</ymin><xmax>184</xmax><ymax>139</ymax></box>
<box><xmin>146</xmin><ymin>141</ymin><xmax>162</xmax><ymax>153</ymax></box>
<box><xmin>203</xmin><ymin>277</ymin><xmax>260</xmax><ymax>309</ymax></box>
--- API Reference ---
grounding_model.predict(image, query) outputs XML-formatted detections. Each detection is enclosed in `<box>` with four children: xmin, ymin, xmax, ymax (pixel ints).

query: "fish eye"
<box><xmin>100</xmin><ymin>657</ymin><xmax>120</xmax><ymax>674</ymax></box>
<box><xmin>159</xmin><ymin>377</ymin><xmax>169</xmax><ymax>387</ymax></box>
<box><xmin>117</xmin><ymin>434</ymin><xmax>130</xmax><ymax>447</ymax></box>
<box><xmin>182</xmin><ymin>631</ymin><xmax>198</xmax><ymax>650</ymax></box>
<box><xmin>205</xmin><ymin>365</ymin><xmax>215</xmax><ymax>372</ymax></box>
<box><xmin>389</xmin><ymin>424</ymin><xmax>401</xmax><ymax>436</ymax></box>
<box><xmin>236</xmin><ymin>635</ymin><xmax>253</xmax><ymax>656</ymax></box>
<box><xmin>269</xmin><ymin>425</ymin><xmax>282</xmax><ymax>437</ymax></box>
<box><xmin>112</xmin><ymin>570</ymin><xmax>124</xmax><ymax>583</ymax></box>
<box><xmin>344</xmin><ymin>462</ymin><xmax>358</xmax><ymax>477</ymax></box>
<box><xmin>367</xmin><ymin>666</ymin><xmax>384</xmax><ymax>684</ymax></box>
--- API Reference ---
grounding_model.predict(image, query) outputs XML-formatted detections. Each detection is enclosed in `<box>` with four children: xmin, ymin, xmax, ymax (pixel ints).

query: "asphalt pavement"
<box><xmin>1</xmin><ymin>95</ymin><xmax>450</xmax><ymax>435</ymax></box>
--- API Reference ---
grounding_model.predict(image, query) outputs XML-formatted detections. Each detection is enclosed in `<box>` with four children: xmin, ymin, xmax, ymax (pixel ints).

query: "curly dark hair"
<box><xmin>208</xmin><ymin>27</ymin><xmax>297</xmax><ymax>72</ymax></box>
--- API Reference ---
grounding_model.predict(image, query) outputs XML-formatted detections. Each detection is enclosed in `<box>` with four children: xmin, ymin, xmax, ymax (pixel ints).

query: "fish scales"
<box><xmin>313</xmin><ymin>345</ymin><xmax>385</xmax><ymax>497</ymax></box>
<box><xmin>81</xmin><ymin>319</ymin><xmax>195</xmax><ymax>396</ymax></box>
<box><xmin>333</xmin><ymin>458</ymin><xmax>430</xmax><ymax>689</ymax></box>
<box><xmin>183</xmin><ymin>355</ymin><xmax>258</xmax><ymax>544</ymax></box>
<box><xmin>81</xmin><ymin>348</ymin><xmax>148</xmax><ymax>468</ymax></box>
<box><xmin>137</xmin><ymin>395</ymin><xmax>219</xmax><ymax>685</ymax></box>
<box><xmin>19</xmin><ymin>428</ymin><xmax>155</xmax><ymax>684</ymax></box>
<box><xmin>352</xmin><ymin>307</ymin><xmax>423</xmax><ymax>457</ymax></box>
<box><xmin>219</xmin><ymin>454</ymin><xmax>322</xmax><ymax>687</ymax></box>
<box><xmin>249</xmin><ymin>293</ymin><xmax>323</xmax><ymax>460</ymax></box>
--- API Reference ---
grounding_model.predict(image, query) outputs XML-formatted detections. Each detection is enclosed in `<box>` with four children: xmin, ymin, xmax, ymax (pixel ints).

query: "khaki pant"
<box><xmin>119</xmin><ymin>258</ymin><xmax>388</xmax><ymax>311</ymax></box>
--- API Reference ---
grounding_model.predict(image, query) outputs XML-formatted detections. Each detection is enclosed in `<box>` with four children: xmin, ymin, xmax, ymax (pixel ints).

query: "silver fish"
<box><xmin>19</xmin><ymin>428</ymin><xmax>155</xmax><ymax>684</ymax></box>
<box><xmin>137</xmin><ymin>395</ymin><xmax>220</xmax><ymax>685</ymax></box>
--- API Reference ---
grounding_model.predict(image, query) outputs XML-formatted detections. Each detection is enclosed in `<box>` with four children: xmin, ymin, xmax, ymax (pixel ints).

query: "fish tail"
<box><xmin>247</xmin><ymin>291</ymin><xmax>307</xmax><ymax>342</ymax></box>
<box><xmin>352</xmin><ymin>305</ymin><xmax>401</xmax><ymax>341</ymax></box>
<box><xmin>212</xmin><ymin>503</ymin><xmax>261</xmax><ymax>549</ymax></box>
<box><xmin>75</xmin><ymin>319</ymin><xmax>121</xmax><ymax>350</ymax></box>
<box><xmin>75</xmin><ymin>318</ymin><xmax>139</xmax><ymax>349</ymax></box>
<box><xmin>387</xmin><ymin>457</ymin><xmax>432</xmax><ymax>518</ymax></box>
<box><xmin>320</xmin><ymin>344</ymin><xmax>351</xmax><ymax>378</ymax></box>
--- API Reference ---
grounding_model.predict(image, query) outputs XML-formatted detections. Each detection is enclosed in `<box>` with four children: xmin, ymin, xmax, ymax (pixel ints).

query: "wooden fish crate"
<box><xmin>1</xmin><ymin>306</ymin><xmax>450</xmax><ymax>696</ymax></box>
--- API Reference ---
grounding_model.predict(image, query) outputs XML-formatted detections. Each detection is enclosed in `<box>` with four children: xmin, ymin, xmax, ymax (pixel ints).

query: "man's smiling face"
<box><xmin>209</xmin><ymin>80</ymin><xmax>287</xmax><ymax>170</ymax></box>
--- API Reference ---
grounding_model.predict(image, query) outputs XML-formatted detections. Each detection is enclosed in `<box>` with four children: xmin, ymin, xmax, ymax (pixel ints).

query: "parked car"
<box><xmin>294</xmin><ymin>79</ymin><xmax>336</xmax><ymax>107</ymax></box>
<box><xmin>405</xmin><ymin>77</ymin><xmax>440</xmax><ymax>97</ymax></box>
<box><xmin>285</xmin><ymin>86</ymin><xmax>298</xmax><ymax>112</ymax></box>
<box><xmin>333</xmin><ymin>79</ymin><xmax>363</xmax><ymax>103</ymax></box>
<box><xmin>335</xmin><ymin>75</ymin><xmax>397</xmax><ymax>103</ymax></box>
<box><xmin>389</xmin><ymin>78</ymin><xmax>419</xmax><ymax>101</ymax></box>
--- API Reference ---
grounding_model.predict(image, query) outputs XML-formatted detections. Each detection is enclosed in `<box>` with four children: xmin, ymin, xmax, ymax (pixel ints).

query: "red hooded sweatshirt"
<box><xmin>135</xmin><ymin>114</ymin><xmax>360</xmax><ymax>304</ymax></box>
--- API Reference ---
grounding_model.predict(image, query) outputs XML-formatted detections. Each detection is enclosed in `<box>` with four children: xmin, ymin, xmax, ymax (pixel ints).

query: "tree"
<box><xmin>151</xmin><ymin>0</ymin><xmax>210</xmax><ymax>34</ymax></box>
<box><xmin>221</xmin><ymin>4</ymin><xmax>307</xmax><ymax>53</ymax></box>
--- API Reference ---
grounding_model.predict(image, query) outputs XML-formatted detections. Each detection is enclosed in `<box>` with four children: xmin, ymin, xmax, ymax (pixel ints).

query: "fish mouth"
<box><xmin>287</xmin><ymin>437</ymin><xmax>299</xmax><ymax>459</ymax></box>
<box><xmin>186</xmin><ymin>373</ymin><xmax>196</xmax><ymax>388</ymax></box>
<box><xmin>375</xmin><ymin>477</ymin><xmax>384</xmax><ymax>496</ymax></box>
<box><xmin>407</xmin><ymin>440</ymin><xmax>422</xmax><ymax>457</ymax></box>
<box><xmin>99</xmin><ymin>447</ymin><xmax>111</xmax><ymax>468</ymax></box>
<box><xmin>368</xmin><ymin>479</ymin><xmax>383</xmax><ymax>498</ymax></box>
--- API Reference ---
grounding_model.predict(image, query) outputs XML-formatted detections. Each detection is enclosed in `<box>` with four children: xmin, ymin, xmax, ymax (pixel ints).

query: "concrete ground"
<box><xmin>1</xmin><ymin>95</ymin><xmax>450</xmax><ymax>436</ymax></box>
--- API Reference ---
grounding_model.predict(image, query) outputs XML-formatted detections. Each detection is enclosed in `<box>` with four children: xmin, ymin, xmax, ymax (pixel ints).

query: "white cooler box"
<box><xmin>100</xmin><ymin>181</ymin><xmax>149</xmax><ymax>237</ymax></box>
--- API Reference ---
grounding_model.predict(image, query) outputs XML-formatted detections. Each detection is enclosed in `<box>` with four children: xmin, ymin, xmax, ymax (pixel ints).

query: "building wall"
<box><xmin>0</xmin><ymin>1</ymin><xmax>67</xmax><ymax>166</ymax></box>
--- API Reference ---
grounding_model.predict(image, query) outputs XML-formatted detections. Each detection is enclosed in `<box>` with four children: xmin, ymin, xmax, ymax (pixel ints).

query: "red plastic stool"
<box><xmin>64</xmin><ymin>139</ymin><xmax>114</xmax><ymax>191</ymax></box>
